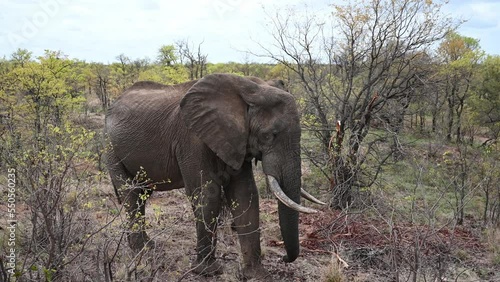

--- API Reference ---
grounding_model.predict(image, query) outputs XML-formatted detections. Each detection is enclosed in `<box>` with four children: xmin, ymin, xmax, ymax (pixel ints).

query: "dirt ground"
<box><xmin>133</xmin><ymin>185</ymin><xmax>498</xmax><ymax>282</ymax></box>
<box><xmin>2</xmin><ymin>177</ymin><xmax>498</xmax><ymax>281</ymax></box>
<box><xmin>137</xmin><ymin>189</ymin><xmax>331</xmax><ymax>282</ymax></box>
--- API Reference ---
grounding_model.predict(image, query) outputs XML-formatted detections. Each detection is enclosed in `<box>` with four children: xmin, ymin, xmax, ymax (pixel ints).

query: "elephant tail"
<box><xmin>113</xmin><ymin>181</ymin><xmax>122</xmax><ymax>205</ymax></box>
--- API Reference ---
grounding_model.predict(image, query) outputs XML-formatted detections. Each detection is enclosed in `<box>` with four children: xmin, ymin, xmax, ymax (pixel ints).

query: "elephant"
<box><xmin>104</xmin><ymin>73</ymin><xmax>324</xmax><ymax>279</ymax></box>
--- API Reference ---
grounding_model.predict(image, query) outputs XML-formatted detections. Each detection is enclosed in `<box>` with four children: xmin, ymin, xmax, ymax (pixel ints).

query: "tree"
<box><xmin>471</xmin><ymin>55</ymin><xmax>500</xmax><ymax>142</ymax></box>
<box><xmin>157</xmin><ymin>44</ymin><xmax>177</xmax><ymax>66</ymax></box>
<box><xmin>176</xmin><ymin>39</ymin><xmax>208</xmax><ymax>80</ymax></box>
<box><xmin>113</xmin><ymin>53</ymin><xmax>139</xmax><ymax>91</ymax></box>
<box><xmin>10</xmin><ymin>48</ymin><xmax>32</xmax><ymax>66</ymax></box>
<box><xmin>437</xmin><ymin>31</ymin><xmax>483</xmax><ymax>143</ymax></box>
<box><xmin>260</xmin><ymin>0</ymin><xmax>456</xmax><ymax>209</ymax></box>
<box><xmin>4</xmin><ymin>50</ymin><xmax>78</xmax><ymax>135</ymax></box>
<box><xmin>91</xmin><ymin>63</ymin><xmax>113</xmax><ymax>111</ymax></box>
<box><xmin>0</xmin><ymin>50</ymin><xmax>102</xmax><ymax>279</ymax></box>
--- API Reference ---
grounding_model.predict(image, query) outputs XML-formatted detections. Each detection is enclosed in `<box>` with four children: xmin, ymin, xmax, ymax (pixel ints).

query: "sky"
<box><xmin>0</xmin><ymin>0</ymin><xmax>499</xmax><ymax>63</ymax></box>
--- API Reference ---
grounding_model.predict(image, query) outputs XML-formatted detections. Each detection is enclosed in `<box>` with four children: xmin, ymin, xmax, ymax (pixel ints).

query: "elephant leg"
<box><xmin>105</xmin><ymin>151</ymin><xmax>152</xmax><ymax>251</ymax></box>
<box><xmin>224</xmin><ymin>162</ymin><xmax>269</xmax><ymax>280</ymax></box>
<box><xmin>123</xmin><ymin>187</ymin><xmax>153</xmax><ymax>251</ymax></box>
<box><xmin>185</xmin><ymin>179</ymin><xmax>223</xmax><ymax>276</ymax></box>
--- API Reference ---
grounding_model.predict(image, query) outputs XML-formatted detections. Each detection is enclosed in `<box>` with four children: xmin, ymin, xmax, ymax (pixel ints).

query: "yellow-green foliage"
<box><xmin>138</xmin><ymin>65</ymin><xmax>189</xmax><ymax>84</ymax></box>
<box><xmin>0</xmin><ymin>49</ymin><xmax>104</xmax><ymax>279</ymax></box>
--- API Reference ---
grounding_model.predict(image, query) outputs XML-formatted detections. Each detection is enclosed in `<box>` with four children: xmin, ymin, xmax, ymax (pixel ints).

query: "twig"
<box><xmin>302</xmin><ymin>248</ymin><xmax>349</xmax><ymax>268</ymax></box>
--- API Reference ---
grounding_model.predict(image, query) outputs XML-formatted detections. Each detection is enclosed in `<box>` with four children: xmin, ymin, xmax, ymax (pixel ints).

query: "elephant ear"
<box><xmin>180</xmin><ymin>74</ymin><xmax>260</xmax><ymax>170</ymax></box>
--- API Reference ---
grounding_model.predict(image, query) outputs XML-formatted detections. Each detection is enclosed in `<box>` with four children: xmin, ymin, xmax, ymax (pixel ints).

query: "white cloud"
<box><xmin>444</xmin><ymin>0</ymin><xmax>500</xmax><ymax>55</ymax></box>
<box><xmin>0</xmin><ymin>0</ymin><xmax>498</xmax><ymax>62</ymax></box>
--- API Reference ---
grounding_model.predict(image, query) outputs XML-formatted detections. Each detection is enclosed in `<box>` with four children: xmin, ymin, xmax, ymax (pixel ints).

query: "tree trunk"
<box><xmin>331</xmin><ymin>157</ymin><xmax>353</xmax><ymax>209</ymax></box>
<box><xmin>446</xmin><ymin>100</ymin><xmax>454</xmax><ymax>142</ymax></box>
<box><xmin>419</xmin><ymin>111</ymin><xmax>425</xmax><ymax>132</ymax></box>
<box><xmin>483</xmin><ymin>187</ymin><xmax>489</xmax><ymax>225</ymax></box>
<box><xmin>431</xmin><ymin>113</ymin><xmax>437</xmax><ymax>133</ymax></box>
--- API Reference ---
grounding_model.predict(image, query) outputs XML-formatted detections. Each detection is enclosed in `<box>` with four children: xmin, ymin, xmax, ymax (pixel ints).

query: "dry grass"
<box><xmin>320</xmin><ymin>256</ymin><xmax>346</xmax><ymax>282</ymax></box>
<box><xmin>485</xmin><ymin>226</ymin><xmax>500</xmax><ymax>266</ymax></box>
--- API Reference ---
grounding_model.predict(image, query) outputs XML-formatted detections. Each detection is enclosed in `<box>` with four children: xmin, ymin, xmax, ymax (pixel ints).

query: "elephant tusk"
<box><xmin>266</xmin><ymin>175</ymin><xmax>319</xmax><ymax>214</ymax></box>
<box><xmin>301</xmin><ymin>188</ymin><xmax>327</xmax><ymax>205</ymax></box>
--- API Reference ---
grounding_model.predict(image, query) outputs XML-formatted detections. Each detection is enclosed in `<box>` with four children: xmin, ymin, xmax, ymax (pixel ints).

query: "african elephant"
<box><xmin>104</xmin><ymin>73</ymin><xmax>324</xmax><ymax>279</ymax></box>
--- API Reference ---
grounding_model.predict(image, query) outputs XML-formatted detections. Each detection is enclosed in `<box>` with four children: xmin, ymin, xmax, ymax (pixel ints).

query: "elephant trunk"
<box><xmin>262</xmin><ymin>153</ymin><xmax>303</xmax><ymax>263</ymax></box>
<box><xmin>278</xmin><ymin>200</ymin><xmax>300</xmax><ymax>262</ymax></box>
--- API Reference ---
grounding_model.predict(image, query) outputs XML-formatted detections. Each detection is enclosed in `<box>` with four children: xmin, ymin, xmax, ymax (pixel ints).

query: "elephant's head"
<box><xmin>180</xmin><ymin>73</ymin><xmax>322</xmax><ymax>263</ymax></box>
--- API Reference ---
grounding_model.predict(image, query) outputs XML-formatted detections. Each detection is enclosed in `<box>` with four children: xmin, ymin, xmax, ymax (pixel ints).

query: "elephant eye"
<box><xmin>261</xmin><ymin>130</ymin><xmax>278</xmax><ymax>143</ymax></box>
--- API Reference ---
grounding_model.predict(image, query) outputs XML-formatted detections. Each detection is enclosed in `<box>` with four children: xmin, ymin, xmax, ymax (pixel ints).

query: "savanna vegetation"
<box><xmin>1</xmin><ymin>0</ymin><xmax>499</xmax><ymax>281</ymax></box>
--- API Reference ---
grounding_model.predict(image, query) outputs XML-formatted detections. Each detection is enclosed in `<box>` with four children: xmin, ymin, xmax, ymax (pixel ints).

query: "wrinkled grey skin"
<box><xmin>105</xmin><ymin>74</ymin><xmax>300</xmax><ymax>279</ymax></box>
